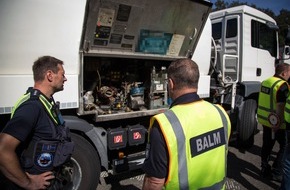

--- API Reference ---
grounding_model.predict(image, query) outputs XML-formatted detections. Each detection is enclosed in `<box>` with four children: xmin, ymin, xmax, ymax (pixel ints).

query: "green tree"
<box><xmin>276</xmin><ymin>9</ymin><xmax>290</xmax><ymax>46</ymax></box>
<box><xmin>213</xmin><ymin>0</ymin><xmax>228</xmax><ymax>10</ymax></box>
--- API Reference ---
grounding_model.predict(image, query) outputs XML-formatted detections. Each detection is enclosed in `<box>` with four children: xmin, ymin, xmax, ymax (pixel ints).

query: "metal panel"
<box><xmin>82</xmin><ymin>0</ymin><xmax>212</xmax><ymax>58</ymax></box>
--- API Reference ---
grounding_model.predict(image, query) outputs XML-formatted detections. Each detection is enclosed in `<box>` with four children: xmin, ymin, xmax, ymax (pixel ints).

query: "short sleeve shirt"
<box><xmin>2</xmin><ymin>99</ymin><xmax>54</xmax><ymax>156</ymax></box>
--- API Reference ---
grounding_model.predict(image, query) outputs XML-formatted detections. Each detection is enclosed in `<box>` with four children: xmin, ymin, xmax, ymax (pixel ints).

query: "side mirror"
<box><xmin>285</xmin><ymin>27</ymin><xmax>290</xmax><ymax>45</ymax></box>
<box><xmin>282</xmin><ymin>46</ymin><xmax>290</xmax><ymax>64</ymax></box>
<box><xmin>285</xmin><ymin>46</ymin><xmax>290</xmax><ymax>56</ymax></box>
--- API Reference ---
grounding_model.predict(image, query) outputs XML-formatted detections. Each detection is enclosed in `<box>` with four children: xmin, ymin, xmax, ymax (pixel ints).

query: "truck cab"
<box><xmin>203</xmin><ymin>6</ymin><xmax>279</xmax><ymax>147</ymax></box>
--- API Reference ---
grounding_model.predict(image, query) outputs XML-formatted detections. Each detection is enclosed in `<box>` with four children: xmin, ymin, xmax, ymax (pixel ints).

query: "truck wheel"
<box><xmin>237</xmin><ymin>99</ymin><xmax>257</xmax><ymax>148</ymax></box>
<box><xmin>68</xmin><ymin>133</ymin><xmax>101</xmax><ymax>190</ymax></box>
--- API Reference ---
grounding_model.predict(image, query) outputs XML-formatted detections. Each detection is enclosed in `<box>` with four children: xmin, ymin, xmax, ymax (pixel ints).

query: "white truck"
<box><xmin>0</xmin><ymin>0</ymin><xmax>285</xmax><ymax>189</ymax></box>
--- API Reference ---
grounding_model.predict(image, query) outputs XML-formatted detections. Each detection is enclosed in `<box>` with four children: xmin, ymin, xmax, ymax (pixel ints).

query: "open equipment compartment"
<box><xmin>78</xmin><ymin>0</ymin><xmax>211</xmax><ymax>122</ymax></box>
<box><xmin>81</xmin><ymin>56</ymin><xmax>171</xmax><ymax>121</ymax></box>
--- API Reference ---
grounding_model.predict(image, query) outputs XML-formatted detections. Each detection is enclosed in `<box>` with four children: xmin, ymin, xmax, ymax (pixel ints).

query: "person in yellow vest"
<box><xmin>0</xmin><ymin>56</ymin><xmax>74</xmax><ymax>190</ymax></box>
<box><xmin>257</xmin><ymin>63</ymin><xmax>290</xmax><ymax>181</ymax></box>
<box><xmin>142</xmin><ymin>58</ymin><xmax>231</xmax><ymax>190</ymax></box>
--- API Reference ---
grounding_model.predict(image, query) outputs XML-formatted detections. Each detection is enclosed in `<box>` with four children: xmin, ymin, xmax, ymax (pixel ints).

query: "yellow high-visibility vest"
<box><xmin>11</xmin><ymin>89</ymin><xmax>60</xmax><ymax>125</ymax></box>
<box><xmin>284</xmin><ymin>95</ymin><xmax>290</xmax><ymax>124</ymax></box>
<box><xmin>150</xmin><ymin>100</ymin><xmax>231</xmax><ymax>190</ymax></box>
<box><xmin>257</xmin><ymin>77</ymin><xmax>287</xmax><ymax>128</ymax></box>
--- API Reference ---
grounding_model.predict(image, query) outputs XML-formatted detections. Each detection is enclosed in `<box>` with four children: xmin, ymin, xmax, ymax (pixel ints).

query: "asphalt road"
<box><xmin>97</xmin><ymin>124</ymin><xmax>281</xmax><ymax>190</ymax></box>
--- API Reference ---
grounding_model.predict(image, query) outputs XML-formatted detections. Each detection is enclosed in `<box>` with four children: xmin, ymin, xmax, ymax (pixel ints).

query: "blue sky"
<box><xmin>210</xmin><ymin>0</ymin><xmax>289</xmax><ymax>15</ymax></box>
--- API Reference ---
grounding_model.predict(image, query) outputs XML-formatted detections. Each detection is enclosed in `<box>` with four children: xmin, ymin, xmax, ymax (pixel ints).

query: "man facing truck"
<box><xmin>142</xmin><ymin>58</ymin><xmax>231</xmax><ymax>190</ymax></box>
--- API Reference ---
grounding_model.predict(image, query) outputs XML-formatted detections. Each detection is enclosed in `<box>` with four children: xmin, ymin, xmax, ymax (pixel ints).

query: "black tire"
<box><xmin>237</xmin><ymin>99</ymin><xmax>257</xmax><ymax>148</ymax></box>
<box><xmin>69</xmin><ymin>133</ymin><xmax>101</xmax><ymax>190</ymax></box>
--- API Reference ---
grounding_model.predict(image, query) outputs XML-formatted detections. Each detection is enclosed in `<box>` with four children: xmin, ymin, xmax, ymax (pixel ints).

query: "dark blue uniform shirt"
<box><xmin>2</xmin><ymin>97</ymin><xmax>55</xmax><ymax>158</ymax></box>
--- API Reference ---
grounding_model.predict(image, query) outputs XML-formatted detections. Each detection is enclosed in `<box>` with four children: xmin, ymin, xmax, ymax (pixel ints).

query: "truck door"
<box><xmin>249</xmin><ymin>20</ymin><xmax>277</xmax><ymax>81</ymax></box>
<box><xmin>223</xmin><ymin>15</ymin><xmax>240</xmax><ymax>83</ymax></box>
<box><xmin>211</xmin><ymin>15</ymin><xmax>240</xmax><ymax>84</ymax></box>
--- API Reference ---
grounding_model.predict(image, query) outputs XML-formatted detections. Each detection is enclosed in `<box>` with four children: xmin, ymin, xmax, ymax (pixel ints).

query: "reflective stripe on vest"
<box><xmin>39</xmin><ymin>94</ymin><xmax>58</xmax><ymax>125</ymax></box>
<box><xmin>152</xmin><ymin>101</ymin><xmax>230</xmax><ymax>190</ymax></box>
<box><xmin>285</xmin><ymin>96</ymin><xmax>290</xmax><ymax>123</ymax></box>
<box><xmin>11</xmin><ymin>93</ymin><xmax>31</xmax><ymax>118</ymax></box>
<box><xmin>164</xmin><ymin>110</ymin><xmax>189</xmax><ymax>189</ymax></box>
<box><xmin>11</xmin><ymin>91</ymin><xmax>59</xmax><ymax>125</ymax></box>
<box><xmin>257</xmin><ymin>77</ymin><xmax>286</xmax><ymax>128</ymax></box>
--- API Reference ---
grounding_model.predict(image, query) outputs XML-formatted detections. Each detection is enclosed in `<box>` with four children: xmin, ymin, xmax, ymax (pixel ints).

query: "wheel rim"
<box><xmin>70</xmin><ymin>157</ymin><xmax>82</xmax><ymax>190</ymax></box>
